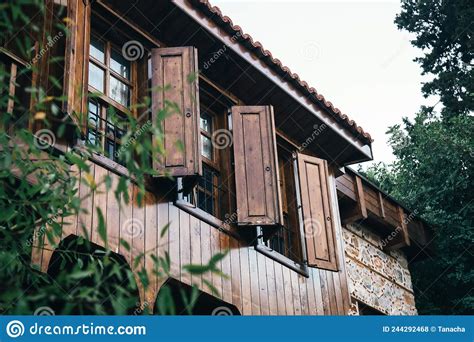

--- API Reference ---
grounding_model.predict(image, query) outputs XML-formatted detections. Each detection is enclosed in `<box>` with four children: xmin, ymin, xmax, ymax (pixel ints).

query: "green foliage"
<box><xmin>0</xmin><ymin>0</ymin><xmax>224</xmax><ymax>315</ymax></box>
<box><xmin>361</xmin><ymin>107</ymin><xmax>473</xmax><ymax>314</ymax></box>
<box><xmin>358</xmin><ymin>0</ymin><xmax>474</xmax><ymax>315</ymax></box>
<box><xmin>395</xmin><ymin>0</ymin><xmax>474</xmax><ymax>117</ymax></box>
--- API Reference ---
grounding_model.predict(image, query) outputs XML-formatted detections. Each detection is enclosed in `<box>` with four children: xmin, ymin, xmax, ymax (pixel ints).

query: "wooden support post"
<box><xmin>355</xmin><ymin>175</ymin><xmax>368</xmax><ymax>219</ymax></box>
<box><xmin>385</xmin><ymin>206</ymin><xmax>411</xmax><ymax>250</ymax></box>
<box><xmin>378</xmin><ymin>192</ymin><xmax>386</xmax><ymax>218</ymax></box>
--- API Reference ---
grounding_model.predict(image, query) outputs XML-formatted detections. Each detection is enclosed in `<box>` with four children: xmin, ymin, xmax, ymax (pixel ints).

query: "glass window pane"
<box><xmin>105</xmin><ymin>138</ymin><xmax>115</xmax><ymax>158</ymax></box>
<box><xmin>110</xmin><ymin>49</ymin><xmax>130</xmax><ymax>79</ymax></box>
<box><xmin>200</xmin><ymin>112</ymin><xmax>212</xmax><ymax>133</ymax></box>
<box><xmin>109</xmin><ymin>76</ymin><xmax>130</xmax><ymax>107</ymax></box>
<box><xmin>90</xmin><ymin>37</ymin><xmax>105</xmax><ymax>62</ymax></box>
<box><xmin>87</xmin><ymin>131</ymin><xmax>100</xmax><ymax>146</ymax></box>
<box><xmin>201</xmin><ymin>134</ymin><xmax>212</xmax><ymax>160</ymax></box>
<box><xmin>88</xmin><ymin>100</ymin><xmax>100</xmax><ymax>128</ymax></box>
<box><xmin>88</xmin><ymin>62</ymin><xmax>104</xmax><ymax>92</ymax></box>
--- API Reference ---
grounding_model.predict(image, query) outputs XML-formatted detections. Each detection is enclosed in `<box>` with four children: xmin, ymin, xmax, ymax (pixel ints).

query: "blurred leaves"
<box><xmin>0</xmin><ymin>0</ymin><xmax>225</xmax><ymax>316</ymax></box>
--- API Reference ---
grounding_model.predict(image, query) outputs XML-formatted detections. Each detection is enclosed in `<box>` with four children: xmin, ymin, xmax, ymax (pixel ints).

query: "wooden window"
<box><xmin>150</xmin><ymin>47</ymin><xmax>201</xmax><ymax>177</ymax></box>
<box><xmin>265</xmin><ymin>143</ymin><xmax>303</xmax><ymax>263</ymax></box>
<box><xmin>0</xmin><ymin>51</ymin><xmax>33</xmax><ymax>133</ymax></box>
<box><xmin>231</xmin><ymin>105</ymin><xmax>282</xmax><ymax>227</ymax></box>
<box><xmin>182</xmin><ymin>80</ymin><xmax>235</xmax><ymax>220</ymax></box>
<box><xmin>86</xmin><ymin>34</ymin><xmax>134</xmax><ymax>166</ymax></box>
<box><xmin>296</xmin><ymin>153</ymin><xmax>338</xmax><ymax>271</ymax></box>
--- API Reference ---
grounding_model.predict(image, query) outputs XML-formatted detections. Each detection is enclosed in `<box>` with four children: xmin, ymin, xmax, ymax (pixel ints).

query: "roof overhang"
<box><xmin>173</xmin><ymin>0</ymin><xmax>373</xmax><ymax>164</ymax></box>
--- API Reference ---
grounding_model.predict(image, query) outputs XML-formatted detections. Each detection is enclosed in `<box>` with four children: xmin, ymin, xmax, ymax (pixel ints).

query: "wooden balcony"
<box><xmin>336</xmin><ymin>168</ymin><xmax>432</xmax><ymax>258</ymax></box>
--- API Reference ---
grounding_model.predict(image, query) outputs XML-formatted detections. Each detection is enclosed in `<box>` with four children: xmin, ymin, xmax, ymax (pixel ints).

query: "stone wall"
<box><xmin>343</xmin><ymin>223</ymin><xmax>417</xmax><ymax>315</ymax></box>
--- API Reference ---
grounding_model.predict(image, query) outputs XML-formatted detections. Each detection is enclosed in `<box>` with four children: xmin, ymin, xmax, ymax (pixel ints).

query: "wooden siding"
<box><xmin>32</xmin><ymin>161</ymin><xmax>349</xmax><ymax>315</ymax></box>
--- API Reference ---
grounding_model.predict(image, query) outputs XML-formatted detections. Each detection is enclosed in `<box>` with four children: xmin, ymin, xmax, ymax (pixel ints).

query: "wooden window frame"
<box><xmin>196</xmin><ymin>108</ymin><xmax>221</xmax><ymax>218</ymax></box>
<box><xmin>0</xmin><ymin>49</ymin><xmax>35</xmax><ymax>134</ymax></box>
<box><xmin>255</xmin><ymin>139</ymin><xmax>309</xmax><ymax>277</ymax></box>
<box><xmin>86</xmin><ymin>32</ymin><xmax>138</xmax><ymax>170</ymax></box>
<box><xmin>178</xmin><ymin>78</ymin><xmax>236</xmax><ymax>222</ymax></box>
<box><xmin>88</xmin><ymin>33</ymin><xmax>136</xmax><ymax>114</ymax></box>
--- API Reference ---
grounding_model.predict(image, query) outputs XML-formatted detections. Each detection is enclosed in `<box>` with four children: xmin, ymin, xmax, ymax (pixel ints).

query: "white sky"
<box><xmin>211</xmin><ymin>0</ymin><xmax>438</xmax><ymax>165</ymax></box>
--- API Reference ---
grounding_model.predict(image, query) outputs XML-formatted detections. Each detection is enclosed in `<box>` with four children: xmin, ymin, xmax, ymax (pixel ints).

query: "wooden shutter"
<box><xmin>231</xmin><ymin>105</ymin><xmax>282</xmax><ymax>226</ymax></box>
<box><xmin>151</xmin><ymin>47</ymin><xmax>201</xmax><ymax>177</ymax></box>
<box><xmin>296</xmin><ymin>153</ymin><xmax>338</xmax><ymax>271</ymax></box>
<box><xmin>63</xmin><ymin>0</ymin><xmax>91</xmax><ymax>135</ymax></box>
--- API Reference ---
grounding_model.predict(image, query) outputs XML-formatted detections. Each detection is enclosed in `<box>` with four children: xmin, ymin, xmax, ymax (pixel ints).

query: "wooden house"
<box><xmin>2</xmin><ymin>0</ymin><xmax>432</xmax><ymax>315</ymax></box>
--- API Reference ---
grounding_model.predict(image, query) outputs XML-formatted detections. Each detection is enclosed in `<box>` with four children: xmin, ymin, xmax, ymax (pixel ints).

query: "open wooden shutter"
<box><xmin>231</xmin><ymin>105</ymin><xmax>282</xmax><ymax>226</ymax></box>
<box><xmin>296</xmin><ymin>153</ymin><xmax>338</xmax><ymax>271</ymax></box>
<box><xmin>151</xmin><ymin>47</ymin><xmax>201</xmax><ymax>177</ymax></box>
<box><xmin>63</xmin><ymin>0</ymin><xmax>91</xmax><ymax>136</ymax></box>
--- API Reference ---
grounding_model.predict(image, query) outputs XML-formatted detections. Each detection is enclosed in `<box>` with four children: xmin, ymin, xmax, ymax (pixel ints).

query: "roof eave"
<box><xmin>173</xmin><ymin>0</ymin><xmax>373</xmax><ymax>164</ymax></box>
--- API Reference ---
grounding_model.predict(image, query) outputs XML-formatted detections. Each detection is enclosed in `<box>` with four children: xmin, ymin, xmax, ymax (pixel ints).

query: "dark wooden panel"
<box><xmin>231</xmin><ymin>105</ymin><xmax>282</xmax><ymax>226</ymax></box>
<box><xmin>151</xmin><ymin>47</ymin><xmax>201</xmax><ymax>177</ymax></box>
<box><xmin>190</xmin><ymin>214</ymin><xmax>202</xmax><ymax>288</ymax></box>
<box><xmin>63</xmin><ymin>0</ymin><xmax>91</xmax><ymax>134</ymax></box>
<box><xmin>297</xmin><ymin>153</ymin><xmax>338</xmax><ymax>271</ymax></box>
<box><xmin>179</xmin><ymin>209</ymin><xmax>191</xmax><ymax>284</ymax></box>
<box><xmin>229</xmin><ymin>238</ymin><xmax>242</xmax><ymax>313</ymax></box>
<box><xmin>266</xmin><ymin>257</ymin><xmax>278</xmax><ymax>315</ymax></box>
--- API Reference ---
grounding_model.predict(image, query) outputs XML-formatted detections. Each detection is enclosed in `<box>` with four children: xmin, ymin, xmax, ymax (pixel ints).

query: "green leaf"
<box><xmin>96</xmin><ymin>207</ymin><xmax>107</xmax><ymax>246</ymax></box>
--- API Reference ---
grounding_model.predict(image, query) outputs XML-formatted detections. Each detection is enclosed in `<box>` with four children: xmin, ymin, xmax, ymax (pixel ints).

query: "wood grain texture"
<box><xmin>231</xmin><ymin>105</ymin><xmax>282</xmax><ymax>226</ymax></box>
<box><xmin>297</xmin><ymin>153</ymin><xmax>338</xmax><ymax>271</ymax></box>
<box><xmin>151</xmin><ymin>47</ymin><xmax>201</xmax><ymax>177</ymax></box>
<box><xmin>32</xmin><ymin>163</ymin><xmax>350</xmax><ymax>315</ymax></box>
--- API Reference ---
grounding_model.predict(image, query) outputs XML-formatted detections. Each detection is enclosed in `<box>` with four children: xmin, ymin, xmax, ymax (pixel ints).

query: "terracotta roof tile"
<box><xmin>193</xmin><ymin>0</ymin><xmax>373</xmax><ymax>144</ymax></box>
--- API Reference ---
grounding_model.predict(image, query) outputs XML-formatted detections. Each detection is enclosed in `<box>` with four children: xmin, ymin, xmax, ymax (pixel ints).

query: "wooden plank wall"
<box><xmin>32</xmin><ymin>162</ymin><xmax>349</xmax><ymax>315</ymax></box>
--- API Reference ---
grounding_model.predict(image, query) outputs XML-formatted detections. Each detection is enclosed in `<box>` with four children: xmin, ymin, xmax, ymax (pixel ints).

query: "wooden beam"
<box><xmin>355</xmin><ymin>175</ymin><xmax>368</xmax><ymax>219</ymax></box>
<box><xmin>378</xmin><ymin>192</ymin><xmax>386</xmax><ymax>218</ymax></box>
<box><xmin>385</xmin><ymin>206</ymin><xmax>411</xmax><ymax>250</ymax></box>
<box><xmin>398</xmin><ymin>206</ymin><xmax>411</xmax><ymax>247</ymax></box>
<box><xmin>96</xmin><ymin>0</ymin><xmax>162</xmax><ymax>48</ymax></box>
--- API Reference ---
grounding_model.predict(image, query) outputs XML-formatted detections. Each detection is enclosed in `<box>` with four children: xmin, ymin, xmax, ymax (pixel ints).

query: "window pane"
<box><xmin>109</xmin><ymin>76</ymin><xmax>130</xmax><ymax>107</ymax></box>
<box><xmin>110</xmin><ymin>49</ymin><xmax>130</xmax><ymax>79</ymax></box>
<box><xmin>88</xmin><ymin>99</ymin><xmax>100</xmax><ymax>129</ymax></box>
<box><xmin>90</xmin><ymin>37</ymin><xmax>105</xmax><ymax>62</ymax></box>
<box><xmin>200</xmin><ymin>112</ymin><xmax>212</xmax><ymax>133</ymax></box>
<box><xmin>201</xmin><ymin>134</ymin><xmax>212</xmax><ymax>160</ymax></box>
<box><xmin>88</xmin><ymin>62</ymin><xmax>104</xmax><ymax>92</ymax></box>
<box><xmin>106</xmin><ymin>110</ymin><xmax>126</xmax><ymax>139</ymax></box>
<box><xmin>105</xmin><ymin>138</ymin><xmax>115</xmax><ymax>158</ymax></box>
<box><xmin>87</xmin><ymin>131</ymin><xmax>100</xmax><ymax>146</ymax></box>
